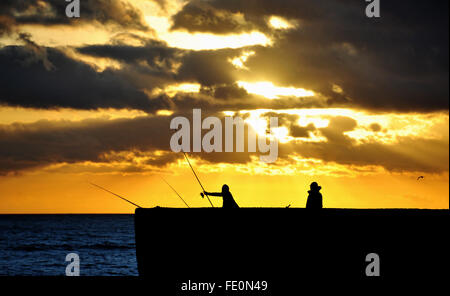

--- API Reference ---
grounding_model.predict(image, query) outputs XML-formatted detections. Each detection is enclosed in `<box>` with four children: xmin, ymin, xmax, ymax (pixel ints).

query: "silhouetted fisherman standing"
<box><xmin>306</xmin><ymin>182</ymin><xmax>323</xmax><ymax>209</ymax></box>
<box><xmin>201</xmin><ymin>184</ymin><xmax>239</xmax><ymax>209</ymax></box>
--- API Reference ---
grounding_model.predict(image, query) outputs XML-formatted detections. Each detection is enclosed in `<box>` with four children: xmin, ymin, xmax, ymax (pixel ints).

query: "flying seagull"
<box><xmin>417</xmin><ymin>176</ymin><xmax>424</xmax><ymax>180</ymax></box>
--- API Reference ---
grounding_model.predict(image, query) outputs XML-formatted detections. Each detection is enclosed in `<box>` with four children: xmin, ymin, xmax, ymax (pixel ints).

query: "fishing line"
<box><xmin>89</xmin><ymin>182</ymin><xmax>143</xmax><ymax>208</ymax></box>
<box><xmin>160</xmin><ymin>176</ymin><xmax>190</xmax><ymax>208</ymax></box>
<box><xmin>183</xmin><ymin>152</ymin><xmax>214</xmax><ymax>208</ymax></box>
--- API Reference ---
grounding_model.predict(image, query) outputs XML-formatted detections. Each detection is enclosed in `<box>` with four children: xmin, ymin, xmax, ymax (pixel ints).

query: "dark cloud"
<box><xmin>208</xmin><ymin>83</ymin><xmax>248</xmax><ymax>100</ymax></box>
<box><xmin>1</xmin><ymin>41</ymin><xmax>327</xmax><ymax>113</ymax></box>
<box><xmin>0</xmin><ymin>116</ymin><xmax>174</xmax><ymax>175</ymax></box>
<box><xmin>2</xmin><ymin>0</ymin><xmax>448</xmax><ymax>113</ymax></box>
<box><xmin>171</xmin><ymin>0</ymin><xmax>320</xmax><ymax>34</ymax></box>
<box><xmin>262</xmin><ymin>112</ymin><xmax>316</xmax><ymax>138</ymax></box>
<box><xmin>1</xmin><ymin>112</ymin><xmax>447</xmax><ymax>175</ymax></box>
<box><xmin>292</xmin><ymin>136</ymin><xmax>449</xmax><ymax>174</ymax></box>
<box><xmin>172</xmin><ymin>0</ymin><xmax>449</xmax><ymax>112</ymax></box>
<box><xmin>369</xmin><ymin>123</ymin><xmax>382</xmax><ymax>133</ymax></box>
<box><xmin>78</xmin><ymin>39</ymin><xmax>181</xmax><ymax>67</ymax></box>
<box><xmin>0</xmin><ymin>111</ymin><xmax>260</xmax><ymax>174</ymax></box>
<box><xmin>0</xmin><ymin>15</ymin><xmax>15</xmax><ymax>36</ymax></box>
<box><xmin>16</xmin><ymin>32</ymin><xmax>55</xmax><ymax>71</ymax></box>
<box><xmin>78</xmin><ymin>41</ymin><xmax>183</xmax><ymax>85</ymax></box>
<box><xmin>171</xmin><ymin>1</ymin><xmax>257</xmax><ymax>34</ymax></box>
<box><xmin>289</xmin><ymin>123</ymin><xmax>316</xmax><ymax>138</ymax></box>
<box><xmin>166</xmin><ymin>92</ymin><xmax>326</xmax><ymax>114</ymax></box>
<box><xmin>78</xmin><ymin>43</ymin><xmax>242</xmax><ymax>87</ymax></box>
<box><xmin>0</xmin><ymin>45</ymin><xmax>173</xmax><ymax>112</ymax></box>
<box><xmin>80</xmin><ymin>42</ymin><xmax>249</xmax><ymax>87</ymax></box>
<box><xmin>205</xmin><ymin>0</ymin><xmax>324</xmax><ymax>21</ymax></box>
<box><xmin>176</xmin><ymin>48</ymin><xmax>239</xmax><ymax>86</ymax></box>
<box><xmin>0</xmin><ymin>0</ymin><xmax>149</xmax><ymax>30</ymax></box>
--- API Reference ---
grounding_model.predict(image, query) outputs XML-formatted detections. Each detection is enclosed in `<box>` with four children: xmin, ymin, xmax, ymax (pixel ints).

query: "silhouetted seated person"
<box><xmin>201</xmin><ymin>184</ymin><xmax>239</xmax><ymax>209</ymax></box>
<box><xmin>306</xmin><ymin>182</ymin><xmax>323</xmax><ymax>209</ymax></box>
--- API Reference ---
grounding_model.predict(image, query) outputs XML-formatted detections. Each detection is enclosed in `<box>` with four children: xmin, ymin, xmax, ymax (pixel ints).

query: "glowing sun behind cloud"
<box><xmin>237</xmin><ymin>81</ymin><xmax>315</xmax><ymax>99</ymax></box>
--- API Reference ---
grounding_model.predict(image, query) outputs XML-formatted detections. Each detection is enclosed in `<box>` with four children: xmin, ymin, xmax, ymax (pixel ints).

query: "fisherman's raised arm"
<box><xmin>201</xmin><ymin>192</ymin><xmax>222</xmax><ymax>197</ymax></box>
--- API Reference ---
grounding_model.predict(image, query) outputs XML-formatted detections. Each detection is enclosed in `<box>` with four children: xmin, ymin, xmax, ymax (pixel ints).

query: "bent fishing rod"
<box><xmin>160</xmin><ymin>176</ymin><xmax>190</xmax><ymax>208</ymax></box>
<box><xmin>89</xmin><ymin>182</ymin><xmax>143</xmax><ymax>208</ymax></box>
<box><xmin>183</xmin><ymin>152</ymin><xmax>214</xmax><ymax>208</ymax></box>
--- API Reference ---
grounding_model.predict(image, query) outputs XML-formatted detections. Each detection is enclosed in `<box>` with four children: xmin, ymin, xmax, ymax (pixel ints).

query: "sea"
<box><xmin>0</xmin><ymin>214</ymin><xmax>138</xmax><ymax>276</ymax></box>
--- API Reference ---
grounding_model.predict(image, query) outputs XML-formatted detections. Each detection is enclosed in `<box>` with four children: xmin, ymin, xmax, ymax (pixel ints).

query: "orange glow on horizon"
<box><xmin>0</xmin><ymin>168</ymin><xmax>447</xmax><ymax>214</ymax></box>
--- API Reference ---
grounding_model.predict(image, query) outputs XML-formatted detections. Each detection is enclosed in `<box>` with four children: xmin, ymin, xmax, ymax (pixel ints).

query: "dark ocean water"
<box><xmin>0</xmin><ymin>215</ymin><xmax>138</xmax><ymax>276</ymax></box>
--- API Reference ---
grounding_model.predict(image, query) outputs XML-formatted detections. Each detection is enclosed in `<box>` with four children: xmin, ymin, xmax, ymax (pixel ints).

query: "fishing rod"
<box><xmin>89</xmin><ymin>182</ymin><xmax>143</xmax><ymax>208</ymax></box>
<box><xmin>160</xmin><ymin>176</ymin><xmax>190</xmax><ymax>208</ymax></box>
<box><xmin>183</xmin><ymin>152</ymin><xmax>214</xmax><ymax>208</ymax></box>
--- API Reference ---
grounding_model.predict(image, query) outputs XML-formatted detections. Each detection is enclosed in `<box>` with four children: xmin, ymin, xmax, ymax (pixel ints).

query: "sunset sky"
<box><xmin>0</xmin><ymin>0</ymin><xmax>448</xmax><ymax>213</ymax></box>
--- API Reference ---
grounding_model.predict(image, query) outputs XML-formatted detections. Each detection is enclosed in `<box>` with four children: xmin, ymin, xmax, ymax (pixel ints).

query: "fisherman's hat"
<box><xmin>310</xmin><ymin>182</ymin><xmax>321</xmax><ymax>190</ymax></box>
